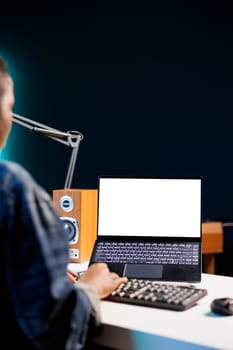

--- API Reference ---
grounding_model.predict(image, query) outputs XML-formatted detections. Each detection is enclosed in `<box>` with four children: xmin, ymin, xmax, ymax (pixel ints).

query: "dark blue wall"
<box><xmin>1</xmin><ymin>3</ymin><xmax>233</xmax><ymax>223</ymax></box>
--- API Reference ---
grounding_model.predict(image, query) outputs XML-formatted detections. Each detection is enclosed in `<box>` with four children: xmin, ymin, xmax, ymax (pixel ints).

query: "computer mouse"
<box><xmin>211</xmin><ymin>297</ymin><xmax>233</xmax><ymax>316</ymax></box>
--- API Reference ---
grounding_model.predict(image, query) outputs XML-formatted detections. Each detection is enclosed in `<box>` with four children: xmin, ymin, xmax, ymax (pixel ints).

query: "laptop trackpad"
<box><xmin>124</xmin><ymin>264</ymin><xmax>163</xmax><ymax>279</ymax></box>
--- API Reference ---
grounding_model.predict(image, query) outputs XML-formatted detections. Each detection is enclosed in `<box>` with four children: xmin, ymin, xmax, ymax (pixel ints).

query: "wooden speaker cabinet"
<box><xmin>53</xmin><ymin>189</ymin><xmax>98</xmax><ymax>263</ymax></box>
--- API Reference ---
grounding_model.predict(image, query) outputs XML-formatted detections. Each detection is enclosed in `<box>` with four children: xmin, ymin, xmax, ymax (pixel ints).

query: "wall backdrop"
<box><xmin>1</xmin><ymin>3</ymin><xmax>233</xmax><ymax>223</ymax></box>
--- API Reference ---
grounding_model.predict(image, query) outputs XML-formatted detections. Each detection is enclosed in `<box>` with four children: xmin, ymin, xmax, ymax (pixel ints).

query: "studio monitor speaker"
<box><xmin>53</xmin><ymin>189</ymin><xmax>98</xmax><ymax>263</ymax></box>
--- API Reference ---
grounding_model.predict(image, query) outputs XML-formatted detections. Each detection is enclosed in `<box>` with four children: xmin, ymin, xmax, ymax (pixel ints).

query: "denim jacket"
<box><xmin>0</xmin><ymin>160</ymin><xmax>96</xmax><ymax>349</ymax></box>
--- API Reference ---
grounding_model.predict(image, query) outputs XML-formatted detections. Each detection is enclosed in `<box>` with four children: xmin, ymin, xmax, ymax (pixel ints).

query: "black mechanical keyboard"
<box><xmin>106</xmin><ymin>279</ymin><xmax>207</xmax><ymax>311</ymax></box>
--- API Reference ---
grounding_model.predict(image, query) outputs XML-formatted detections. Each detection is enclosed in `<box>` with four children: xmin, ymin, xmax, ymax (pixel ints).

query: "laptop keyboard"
<box><xmin>94</xmin><ymin>241</ymin><xmax>199</xmax><ymax>265</ymax></box>
<box><xmin>107</xmin><ymin>278</ymin><xmax>207</xmax><ymax>311</ymax></box>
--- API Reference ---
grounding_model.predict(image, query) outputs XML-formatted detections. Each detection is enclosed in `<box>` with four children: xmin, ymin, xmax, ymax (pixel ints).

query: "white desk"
<box><xmin>91</xmin><ymin>274</ymin><xmax>233</xmax><ymax>350</ymax></box>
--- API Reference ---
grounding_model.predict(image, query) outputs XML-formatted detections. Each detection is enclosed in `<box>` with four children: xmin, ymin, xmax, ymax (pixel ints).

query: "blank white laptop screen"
<box><xmin>90</xmin><ymin>176</ymin><xmax>202</xmax><ymax>282</ymax></box>
<box><xmin>97</xmin><ymin>177</ymin><xmax>201</xmax><ymax>238</ymax></box>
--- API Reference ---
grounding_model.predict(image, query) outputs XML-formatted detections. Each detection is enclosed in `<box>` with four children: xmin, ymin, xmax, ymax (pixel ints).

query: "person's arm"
<box><xmin>75</xmin><ymin>263</ymin><xmax>128</xmax><ymax>327</ymax></box>
<box><xmin>4</xmin><ymin>164</ymin><xmax>93</xmax><ymax>349</ymax></box>
<box><xmin>6</xmin><ymin>162</ymin><xmax>127</xmax><ymax>349</ymax></box>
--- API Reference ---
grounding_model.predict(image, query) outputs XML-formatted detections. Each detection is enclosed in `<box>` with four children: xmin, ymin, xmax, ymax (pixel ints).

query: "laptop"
<box><xmin>89</xmin><ymin>176</ymin><xmax>202</xmax><ymax>283</ymax></box>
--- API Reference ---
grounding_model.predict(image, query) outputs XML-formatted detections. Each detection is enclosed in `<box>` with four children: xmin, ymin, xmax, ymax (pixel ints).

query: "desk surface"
<box><xmin>92</xmin><ymin>274</ymin><xmax>233</xmax><ymax>350</ymax></box>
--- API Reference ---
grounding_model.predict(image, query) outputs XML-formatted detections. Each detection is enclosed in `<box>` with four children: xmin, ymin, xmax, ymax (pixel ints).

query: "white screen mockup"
<box><xmin>97</xmin><ymin>177</ymin><xmax>201</xmax><ymax>238</ymax></box>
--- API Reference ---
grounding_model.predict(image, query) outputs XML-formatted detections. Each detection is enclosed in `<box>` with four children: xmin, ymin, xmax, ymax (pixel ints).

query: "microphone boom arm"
<box><xmin>12</xmin><ymin>112</ymin><xmax>84</xmax><ymax>189</ymax></box>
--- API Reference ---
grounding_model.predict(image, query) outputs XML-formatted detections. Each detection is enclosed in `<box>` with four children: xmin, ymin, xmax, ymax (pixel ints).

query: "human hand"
<box><xmin>79</xmin><ymin>263</ymin><xmax>128</xmax><ymax>299</ymax></box>
<box><xmin>66</xmin><ymin>269</ymin><xmax>79</xmax><ymax>284</ymax></box>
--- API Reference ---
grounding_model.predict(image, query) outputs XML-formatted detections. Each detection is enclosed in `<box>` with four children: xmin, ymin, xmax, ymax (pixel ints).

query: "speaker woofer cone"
<box><xmin>60</xmin><ymin>217</ymin><xmax>79</xmax><ymax>244</ymax></box>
